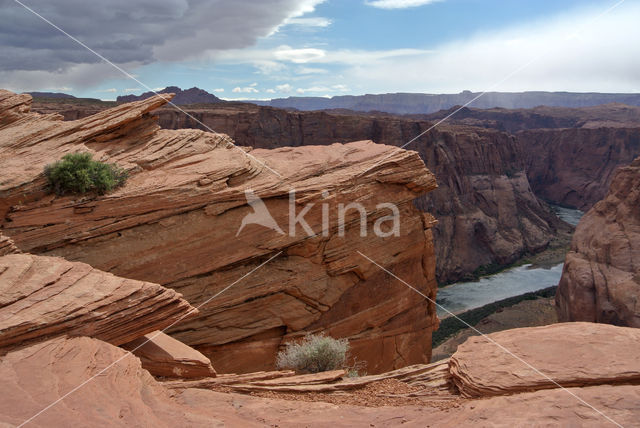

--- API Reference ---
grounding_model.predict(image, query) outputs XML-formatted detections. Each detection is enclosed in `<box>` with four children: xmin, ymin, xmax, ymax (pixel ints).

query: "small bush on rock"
<box><xmin>45</xmin><ymin>153</ymin><xmax>128</xmax><ymax>195</ymax></box>
<box><xmin>276</xmin><ymin>334</ymin><xmax>349</xmax><ymax>374</ymax></box>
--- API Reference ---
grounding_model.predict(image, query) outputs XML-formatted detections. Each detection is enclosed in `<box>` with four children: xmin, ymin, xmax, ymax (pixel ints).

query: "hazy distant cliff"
<box><xmin>253</xmin><ymin>91</ymin><xmax>640</xmax><ymax>115</ymax></box>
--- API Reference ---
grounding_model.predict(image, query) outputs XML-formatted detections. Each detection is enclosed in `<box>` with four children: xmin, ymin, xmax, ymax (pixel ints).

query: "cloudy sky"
<box><xmin>1</xmin><ymin>0</ymin><xmax>638</xmax><ymax>100</ymax></box>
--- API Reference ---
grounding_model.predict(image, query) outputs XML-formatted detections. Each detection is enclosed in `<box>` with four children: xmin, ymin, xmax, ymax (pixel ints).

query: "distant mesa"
<box><xmin>117</xmin><ymin>86</ymin><xmax>223</xmax><ymax>105</ymax></box>
<box><xmin>252</xmin><ymin>90</ymin><xmax>640</xmax><ymax>115</ymax></box>
<box><xmin>26</xmin><ymin>91</ymin><xmax>76</xmax><ymax>99</ymax></box>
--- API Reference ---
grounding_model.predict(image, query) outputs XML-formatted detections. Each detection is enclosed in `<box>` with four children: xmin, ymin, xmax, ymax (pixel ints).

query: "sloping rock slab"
<box><xmin>0</xmin><ymin>253</ymin><xmax>196</xmax><ymax>353</ymax></box>
<box><xmin>122</xmin><ymin>330</ymin><xmax>216</xmax><ymax>378</ymax></box>
<box><xmin>0</xmin><ymin>336</ymin><xmax>226</xmax><ymax>427</ymax></box>
<box><xmin>450</xmin><ymin>322</ymin><xmax>640</xmax><ymax>397</ymax></box>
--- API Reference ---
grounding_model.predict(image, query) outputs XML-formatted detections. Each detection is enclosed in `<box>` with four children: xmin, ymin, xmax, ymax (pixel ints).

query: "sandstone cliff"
<box><xmin>149</xmin><ymin>103</ymin><xmax>567</xmax><ymax>283</ymax></box>
<box><xmin>30</xmin><ymin>100</ymin><xmax>568</xmax><ymax>283</ymax></box>
<box><xmin>519</xmin><ymin>127</ymin><xmax>640</xmax><ymax>210</ymax></box>
<box><xmin>556</xmin><ymin>157</ymin><xmax>640</xmax><ymax>326</ymax></box>
<box><xmin>0</xmin><ymin>89</ymin><xmax>438</xmax><ymax>374</ymax></box>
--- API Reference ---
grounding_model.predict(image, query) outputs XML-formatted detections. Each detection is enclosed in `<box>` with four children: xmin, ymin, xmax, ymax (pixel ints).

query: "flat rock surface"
<box><xmin>450</xmin><ymin>322</ymin><xmax>640</xmax><ymax>397</ymax></box>
<box><xmin>0</xmin><ymin>253</ymin><xmax>195</xmax><ymax>353</ymax></box>
<box><xmin>122</xmin><ymin>331</ymin><xmax>216</xmax><ymax>379</ymax></box>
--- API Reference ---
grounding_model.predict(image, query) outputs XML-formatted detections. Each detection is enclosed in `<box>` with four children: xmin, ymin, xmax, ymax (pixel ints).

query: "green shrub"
<box><xmin>45</xmin><ymin>153</ymin><xmax>127</xmax><ymax>195</ymax></box>
<box><xmin>276</xmin><ymin>334</ymin><xmax>349</xmax><ymax>374</ymax></box>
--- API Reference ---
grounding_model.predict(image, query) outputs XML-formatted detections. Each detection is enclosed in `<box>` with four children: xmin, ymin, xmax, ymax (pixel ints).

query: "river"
<box><xmin>436</xmin><ymin>205</ymin><xmax>584</xmax><ymax>318</ymax></box>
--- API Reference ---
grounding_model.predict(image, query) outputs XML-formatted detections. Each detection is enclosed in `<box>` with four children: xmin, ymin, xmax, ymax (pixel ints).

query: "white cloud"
<box><xmin>232</xmin><ymin>86</ymin><xmax>259</xmax><ymax>93</ymax></box>
<box><xmin>342</xmin><ymin>3</ymin><xmax>640</xmax><ymax>93</ymax></box>
<box><xmin>97</xmin><ymin>88</ymin><xmax>117</xmax><ymax>93</ymax></box>
<box><xmin>124</xmin><ymin>87</ymin><xmax>141</xmax><ymax>92</ymax></box>
<box><xmin>266</xmin><ymin>88</ymin><xmax>276</xmax><ymax>93</ymax></box>
<box><xmin>249</xmin><ymin>82</ymin><xmax>258</xmax><ymax>87</ymax></box>
<box><xmin>275</xmin><ymin>83</ymin><xmax>294</xmax><ymax>93</ymax></box>
<box><xmin>286</xmin><ymin>17</ymin><xmax>332</xmax><ymax>27</ymax></box>
<box><xmin>365</xmin><ymin>0</ymin><xmax>442</xmax><ymax>9</ymax></box>
<box><xmin>274</xmin><ymin>45</ymin><xmax>326</xmax><ymax>63</ymax></box>
<box><xmin>213</xmin><ymin>88</ymin><xmax>225</xmax><ymax>92</ymax></box>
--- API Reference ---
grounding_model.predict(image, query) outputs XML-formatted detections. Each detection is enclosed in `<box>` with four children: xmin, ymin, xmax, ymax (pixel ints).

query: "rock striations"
<box><xmin>0</xmin><ymin>89</ymin><xmax>439</xmax><ymax>373</ymax></box>
<box><xmin>0</xmin><ymin>253</ymin><xmax>196</xmax><ymax>353</ymax></box>
<box><xmin>137</xmin><ymin>103</ymin><xmax>568</xmax><ymax>283</ymax></box>
<box><xmin>556</xmin><ymin>156</ymin><xmax>640</xmax><ymax>326</ymax></box>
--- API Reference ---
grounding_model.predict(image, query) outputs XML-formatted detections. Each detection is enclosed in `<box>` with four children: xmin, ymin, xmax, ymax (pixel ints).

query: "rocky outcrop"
<box><xmin>0</xmin><ymin>336</ymin><xmax>231</xmax><ymax>427</ymax></box>
<box><xmin>450</xmin><ymin>322</ymin><xmax>640</xmax><ymax>397</ymax></box>
<box><xmin>1</xmin><ymin>89</ymin><xmax>439</xmax><ymax>373</ymax></box>
<box><xmin>29</xmin><ymin>99</ymin><xmax>567</xmax><ymax>284</ymax></box>
<box><xmin>2</xmin><ymin>321</ymin><xmax>639</xmax><ymax>426</ymax></box>
<box><xmin>0</xmin><ymin>253</ymin><xmax>196</xmax><ymax>353</ymax></box>
<box><xmin>150</xmin><ymin>104</ymin><xmax>566</xmax><ymax>283</ymax></box>
<box><xmin>518</xmin><ymin>128</ymin><xmax>640</xmax><ymax>210</ymax></box>
<box><xmin>122</xmin><ymin>331</ymin><xmax>216</xmax><ymax>379</ymax></box>
<box><xmin>556</xmin><ymin>157</ymin><xmax>640</xmax><ymax>326</ymax></box>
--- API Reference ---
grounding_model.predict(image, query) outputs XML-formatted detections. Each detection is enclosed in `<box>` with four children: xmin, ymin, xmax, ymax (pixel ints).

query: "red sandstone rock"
<box><xmin>0</xmin><ymin>90</ymin><xmax>439</xmax><ymax>374</ymax></box>
<box><xmin>0</xmin><ymin>336</ymin><xmax>229</xmax><ymax>427</ymax></box>
<box><xmin>0</xmin><ymin>253</ymin><xmax>196</xmax><ymax>353</ymax></box>
<box><xmin>449</xmin><ymin>322</ymin><xmax>640</xmax><ymax>398</ymax></box>
<box><xmin>29</xmin><ymin>98</ymin><xmax>567</xmax><ymax>284</ymax></box>
<box><xmin>122</xmin><ymin>331</ymin><xmax>216</xmax><ymax>378</ymax></box>
<box><xmin>519</xmin><ymin>128</ymin><xmax>640</xmax><ymax>210</ymax></box>
<box><xmin>556</xmin><ymin>157</ymin><xmax>640</xmax><ymax>326</ymax></box>
<box><xmin>0</xmin><ymin>233</ymin><xmax>19</xmax><ymax>255</ymax></box>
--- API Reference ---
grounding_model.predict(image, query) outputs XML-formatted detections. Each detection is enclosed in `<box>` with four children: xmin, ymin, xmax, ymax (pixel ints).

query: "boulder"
<box><xmin>449</xmin><ymin>322</ymin><xmax>640</xmax><ymax>397</ymax></box>
<box><xmin>122</xmin><ymin>331</ymin><xmax>216</xmax><ymax>379</ymax></box>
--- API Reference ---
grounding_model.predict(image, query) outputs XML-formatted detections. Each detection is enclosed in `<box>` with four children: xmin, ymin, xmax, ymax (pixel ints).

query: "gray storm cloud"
<box><xmin>0</xmin><ymin>0</ymin><xmax>323</xmax><ymax>79</ymax></box>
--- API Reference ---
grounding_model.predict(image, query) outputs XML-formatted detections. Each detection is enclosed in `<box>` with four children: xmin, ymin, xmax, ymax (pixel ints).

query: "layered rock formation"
<box><xmin>556</xmin><ymin>157</ymin><xmax>640</xmax><ymax>326</ymax></box>
<box><xmin>0</xmin><ymin>253</ymin><xmax>196</xmax><ymax>353</ymax></box>
<box><xmin>0</xmin><ymin>233</ymin><xmax>20</xmax><ymax>255</ymax></box>
<box><xmin>149</xmin><ymin>104</ymin><xmax>567</xmax><ymax>283</ymax></box>
<box><xmin>1</xmin><ymin>89</ymin><xmax>439</xmax><ymax>373</ymax></box>
<box><xmin>519</xmin><ymin>127</ymin><xmax>640</xmax><ymax>210</ymax></box>
<box><xmin>450</xmin><ymin>323</ymin><xmax>640</xmax><ymax>397</ymax></box>
<box><xmin>3</xmin><ymin>316</ymin><xmax>639</xmax><ymax>426</ymax></box>
<box><xmin>30</xmin><ymin>99</ymin><xmax>569</xmax><ymax>283</ymax></box>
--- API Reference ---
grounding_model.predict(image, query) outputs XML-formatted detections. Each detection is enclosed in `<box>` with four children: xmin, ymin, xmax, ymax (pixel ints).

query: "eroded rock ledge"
<box><xmin>0</xmin><ymin>90</ymin><xmax>438</xmax><ymax>373</ymax></box>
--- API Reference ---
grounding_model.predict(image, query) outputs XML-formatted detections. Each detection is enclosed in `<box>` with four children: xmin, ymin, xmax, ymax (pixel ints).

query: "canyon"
<box><xmin>30</xmin><ymin>95</ymin><xmax>640</xmax><ymax>283</ymax></box>
<box><xmin>2</xmin><ymin>89</ymin><xmax>640</xmax><ymax>426</ymax></box>
<box><xmin>0</xmin><ymin>89</ymin><xmax>439</xmax><ymax>374</ymax></box>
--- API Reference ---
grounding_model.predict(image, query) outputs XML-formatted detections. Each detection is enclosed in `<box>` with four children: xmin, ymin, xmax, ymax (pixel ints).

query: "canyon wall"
<box><xmin>556</xmin><ymin>157</ymin><xmax>640</xmax><ymax>327</ymax></box>
<box><xmin>1</xmin><ymin>90</ymin><xmax>439</xmax><ymax>374</ymax></box>
<box><xmin>31</xmin><ymin>100</ymin><xmax>640</xmax><ymax>283</ymax></box>
<box><xmin>151</xmin><ymin>104</ymin><xmax>566</xmax><ymax>283</ymax></box>
<box><xmin>517</xmin><ymin>128</ymin><xmax>640</xmax><ymax>210</ymax></box>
